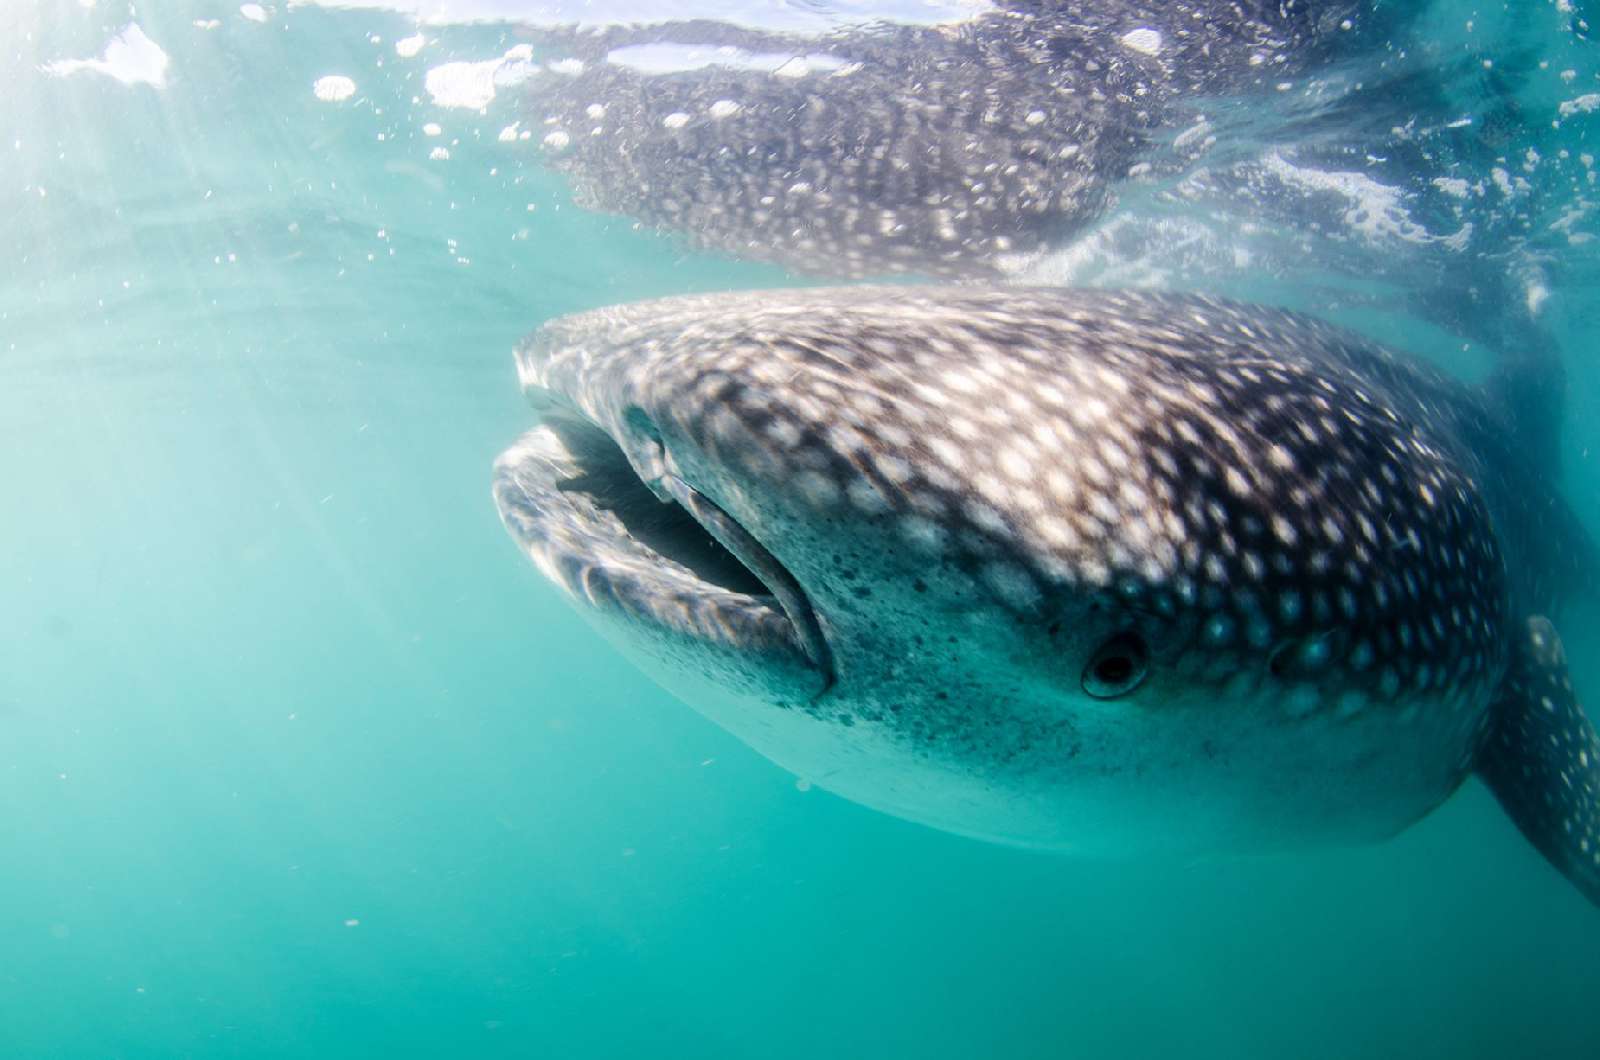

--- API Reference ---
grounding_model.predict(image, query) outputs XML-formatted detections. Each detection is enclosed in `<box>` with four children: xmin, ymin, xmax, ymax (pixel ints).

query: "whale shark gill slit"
<box><xmin>657</xmin><ymin>473</ymin><xmax>835</xmax><ymax>684</ymax></box>
<box><xmin>546</xmin><ymin>413</ymin><xmax>830</xmax><ymax>679</ymax></box>
<box><xmin>549</xmin><ymin>415</ymin><xmax>769</xmax><ymax>599</ymax></box>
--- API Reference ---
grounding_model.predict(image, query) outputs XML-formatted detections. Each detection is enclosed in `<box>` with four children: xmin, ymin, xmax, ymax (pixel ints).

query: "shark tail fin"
<box><xmin>1476</xmin><ymin>615</ymin><xmax>1600</xmax><ymax>908</ymax></box>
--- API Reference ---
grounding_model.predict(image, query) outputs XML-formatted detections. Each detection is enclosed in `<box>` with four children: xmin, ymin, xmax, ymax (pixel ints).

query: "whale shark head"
<box><xmin>494</xmin><ymin>286</ymin><xmax>1511</xmax><ymax>853</ymax></box>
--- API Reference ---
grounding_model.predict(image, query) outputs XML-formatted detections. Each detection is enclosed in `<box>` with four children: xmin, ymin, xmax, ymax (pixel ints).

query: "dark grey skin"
<box><xmin>494</xmin><ymin>286</ymin><xmax>1600</xmax><ymax>906</ymax></box>
<box><xmin>523</xmin><ymin>2</ymin><xmax>1398</xmax><ymax>279</ymax></box>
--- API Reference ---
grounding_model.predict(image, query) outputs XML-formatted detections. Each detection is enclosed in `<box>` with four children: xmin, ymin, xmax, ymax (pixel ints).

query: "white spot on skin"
<box><xmin>1119</xmin><ymin>28</ymin><xmax>1163</xmax><ymax>56</ymax></box>
<box><xmin>846</xmin><ymin>479</ymin><xmax>890</xmax><ymax>515</ymax></box>
<box><xmin>1203</xmin><ymin>614</ymin><xmax>1234</xmax><ymax>645</ymax></box>
<box><xmin>239</xmin><ymin>4</ymin><xmax>267</xmax><ymax>23</ymax></box>
<box><xmin>872</xmin><ymin>452</ymin><xmax>912</xmax><ymax>484</ymax></box>
<box><xmin>662</xmin><ymin>112</ymin><xmax>691</xmax><ymax>129</ymax></box>
<box><xmin>998</xmin><ymin>447</ymin><xmax>1037</xmax><ymax>481</ymax></box>
<box><xmin>542</xmin><ymin>130</ymin><xmax>571</xmax><ymax>150</ymax></box>
<box><xmin>899</xmin><ymin>516</ymin><xmax>948</xmax><ymax>554</ymax></box>
<box><xmin>395</xmin><ymin>34</ymin><xmax>425</xmax><ymax>59</ymax></box>
<box><xmin>1335</xmin><ymin>690</ymin><xmax>1367</xmax><ymax>718</ymax></box>
<box><xmin>1077</xmin><ymin>558</ymin><xmax>1112</xmax><ymax>588</ymax></box>
<box><xmin>1284</xmin><ymin>685</ymin><xmax>1320</xmax><ymax>717</ymax></box>
<box><xmin>966</xmin><ymin>501</ymin><xmax>1010</xmax><ymax>537</ymax></box>
<box><xmin>940</xmin><ymin>368</ymin><xmax>982</xmax><ymax>395</ymax></box>
<box><xmin>1278</xmin><ymin>592</ymin><xmax>1303</xmax><ymax>623</ymax></box>
<box><xmin>926</xmin><ymin>437</ymin><xmax>967</xmax><ymax>473</ymax></box>
<box><xmin>794</xmin><ymin>471</ymin><xmax>840</xmax><ymax>508</ymax></box>
<box><xmin>972</xmin><ymin>471</ymin><xmax>1011</xmax><ymax>509</ymax></box>
<box><xmin>1044</xmin><ymin>468</ymin><xmax>1077</xmax><ymax>503</ymax></box>
<box><xmin>1035</xmin><ymin>516</ymin><xmax>1079</xmax><ymax>550</ymax></box>
<box><xmin>982</xmin><ymin>562</ymin><xmax>1040</xmax><ymax>610</ymax></box>
<box><xmin>707</xmin><ymin>100</ymin><xmax>742</xmax><ymax>119</ymax></box>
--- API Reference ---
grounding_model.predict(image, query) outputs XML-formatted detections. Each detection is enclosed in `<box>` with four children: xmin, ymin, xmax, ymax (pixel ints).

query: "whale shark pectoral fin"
<box><xmin>1476</xmin><ymin>615</ymin><xmax>1600</xmax><ymax>908</ymax></box>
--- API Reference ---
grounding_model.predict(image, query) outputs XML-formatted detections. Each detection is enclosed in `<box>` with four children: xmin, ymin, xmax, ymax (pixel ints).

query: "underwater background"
<box><xmin>3</xmin><ymin>1</ymin><xmax>1599</xmax><ymax>1056</ymax></box>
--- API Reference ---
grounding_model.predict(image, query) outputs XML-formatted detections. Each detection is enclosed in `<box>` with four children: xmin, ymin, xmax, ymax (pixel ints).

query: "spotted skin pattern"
<box><xmin>1479</xmin><ymin>617</ymin><xmax>1600</xmax><ymax>906</ymax></box>
<box><xmin>525</xmin><ymin>2</ymin><xmax>1382</xmax><ymax>279</ymax></box>
<box><xmin>494</xmin><ymin>287</ymin><xmax>1599</xmax><ymax>887</ymax></box>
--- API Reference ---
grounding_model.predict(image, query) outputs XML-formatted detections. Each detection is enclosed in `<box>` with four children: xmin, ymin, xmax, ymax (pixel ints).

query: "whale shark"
<box><xmin>493</xmin><ymin>285</ymin><xmax>1599</xmax><ymax>906</ymax></box>
<box><xmin>524</xmin><ymin>2</ymin><xmax>1396</xmax><ymax>279</ymax></box>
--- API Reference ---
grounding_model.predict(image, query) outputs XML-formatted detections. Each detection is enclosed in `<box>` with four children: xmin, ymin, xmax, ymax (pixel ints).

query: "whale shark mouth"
<box><xmin>493</xmin><ymin>412</ymin><xmax>832</xmax><ymax>687</ymax></box>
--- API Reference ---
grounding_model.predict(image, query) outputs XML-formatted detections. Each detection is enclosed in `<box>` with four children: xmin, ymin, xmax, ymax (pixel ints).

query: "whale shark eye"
<box><xmin>1082</xmin><ymin>632</ymin><xmax>1149</xmax><ymax>699</ymax></box>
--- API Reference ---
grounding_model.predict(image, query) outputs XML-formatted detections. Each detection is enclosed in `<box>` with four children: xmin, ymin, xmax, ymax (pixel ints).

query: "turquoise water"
<box><xmin>4</xmin><ymin>2</ymin><xmax>1599</xmax><ymax>1056</ymax></box>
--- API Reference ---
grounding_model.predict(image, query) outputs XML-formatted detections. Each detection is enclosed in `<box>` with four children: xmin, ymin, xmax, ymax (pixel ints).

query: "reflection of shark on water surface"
<box><xmin>522</xmin><ymin>2</ymin><xmax>1395</xmax><ymax>278</ymax></box>
<box><xmin>493</xmin><ymin>286</ymin><xmax>1600</xmax><ymax>907</ymax></box>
